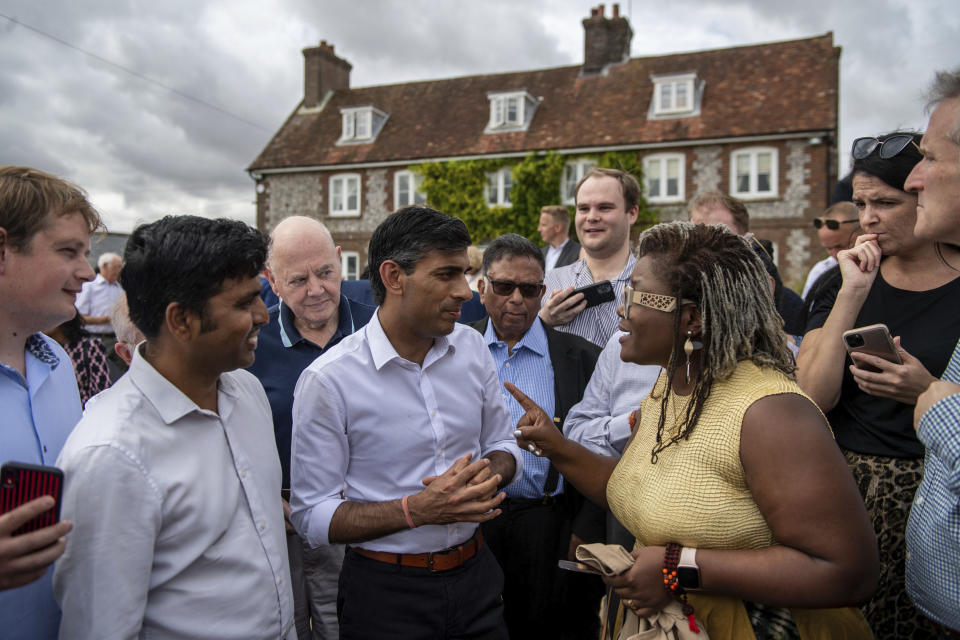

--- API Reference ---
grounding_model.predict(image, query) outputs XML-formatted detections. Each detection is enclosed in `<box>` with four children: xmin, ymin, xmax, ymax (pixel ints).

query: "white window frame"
<box><xmin>394</xmin><ymin>170</ymin><xmax>427</xmax><ymax>209</ymax></box>
<box><xmin>341</xmin><ymin>251</ymin><xmax>361</xmax><ymax>280</ymax></box>
<box><xmin>560</xmin><ymin>159</ymin><xmax>597</xmax><ymax>205</ymax></box>
<box><xmin>485</xmin><ymin>90</ymin><xmax>537</xmax><ymax>133</ymax></box>
<box><xmin>643</xmin><ymin>153</ymin><xmax>686</xmax><ymax>203</ymax></box>
<box><xmin>337</xmin><ymin>106</ymin><xmax>388</xmax><ymax>144</ymax></box>
<box><xmin>486</xmin><ymin>168</ymin><xmax>513</xmax><ymax>207</ymax></box>
<box><xmin>651</xmin><ymin>73</ymin><xmax>697</xmax><ymax>116</ymax></box>
<box><xmin>730</xmin><ymin>147</ymin><xmax>778</xmax><ymax>199</ymax></box>
<box><xmin>329</xmin><ymin>173</ymin><xmax>361</xmax><ymax>217</ymax></box>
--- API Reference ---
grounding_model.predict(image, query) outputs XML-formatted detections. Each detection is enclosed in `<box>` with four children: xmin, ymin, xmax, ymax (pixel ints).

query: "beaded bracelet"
<box><xmin>662</xmin><ymin>542</ymin><xmax>701</xmax><ymax>633</ymax></box>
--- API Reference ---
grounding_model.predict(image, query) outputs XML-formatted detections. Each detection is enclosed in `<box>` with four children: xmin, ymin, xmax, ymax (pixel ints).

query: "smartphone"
<box><xmin>558</xmin><ymin>559</ymin><xmax>603</xmax><ymax>575</ymax></box>
<box><xmin>0</xmin><ymin>462</ymin><xmax>64</xmax><ymax>535</ymax></box>
<box><xmin>842</xmin><ymin>324</ymin><xmax>902</xmax><ymax>372</ymax></box>
<box><xmin>570</xmin><ymin>280</ymin><xmax>615</xmax><ymax>309</ymax></box>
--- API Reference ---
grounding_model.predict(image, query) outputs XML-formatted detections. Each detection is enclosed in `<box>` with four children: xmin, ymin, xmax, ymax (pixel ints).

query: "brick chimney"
<box><xmin>302</xmin><ymin>41</ymin><xmax>352</xmax><ymax>109</ymax></box>
<box><xmin>582</xmin><ymin>4</ymin><xmax>633</xmax><ymax>75</ymax></box>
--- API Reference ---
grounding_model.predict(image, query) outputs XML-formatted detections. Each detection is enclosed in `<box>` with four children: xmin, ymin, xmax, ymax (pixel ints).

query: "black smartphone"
<box><xmin>0</xmin><ymin>462</ymin><xmax>64</xmax><ymax>535</ymax></box>
<box><xmin>842</xmin><ymin>323</ymin><xmax>902</xmax><ymax>373</ymax></box>
<box><xmin>570</xmin><ymin>280</ymin><xmax>615</xmax><ymax>308</ymax></box>
<box><xmin>558</xmin><ymin>559</ymin><xmax>602</xmax><ymax>575</ymax></box>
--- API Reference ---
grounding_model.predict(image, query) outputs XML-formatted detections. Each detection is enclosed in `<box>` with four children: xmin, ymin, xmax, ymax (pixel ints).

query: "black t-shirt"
<box><xmin>806</xmin><ymin>269</ymin><xmax>960</xmax><ymax>457</ymax></box>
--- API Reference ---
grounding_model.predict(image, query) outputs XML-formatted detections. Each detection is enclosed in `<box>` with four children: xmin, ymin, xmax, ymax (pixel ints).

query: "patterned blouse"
<box><xmin>64</xmin><ymin>336</ymin><xmax>112</xmax><ymax>407</ymax></box>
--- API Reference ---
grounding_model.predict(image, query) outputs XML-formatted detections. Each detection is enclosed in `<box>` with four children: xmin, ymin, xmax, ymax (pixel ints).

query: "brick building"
<box><xmin>248</xmin><ymin>5</ymin><xmax>841</xmax><ymax>287</ymax></box>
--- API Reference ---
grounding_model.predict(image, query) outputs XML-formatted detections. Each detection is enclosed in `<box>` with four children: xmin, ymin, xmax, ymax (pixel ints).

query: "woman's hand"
<box><xmin>849</xmin><ymin>337</ymin><xmax>936</xmax><ymax>404</ymax></box>
<box><xmin>505</xmin><ymin>381</ymin><xmax>567</xmax><ymax>459</ymax></box>
<box><xmin>837</xmin><ymin>234</ymin><xmax>881</xmax><ymax>296</ymax></box>
<box><xmin>603</xmin><ymin>545</ymin><xmax>672</xmax><ymax>618</ymax></box>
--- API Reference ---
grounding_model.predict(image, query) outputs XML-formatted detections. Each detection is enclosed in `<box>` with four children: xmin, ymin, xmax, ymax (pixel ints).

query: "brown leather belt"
<box><xmin>352</xmin><ymin>529</ymin><xmax>483</xmax><ymax>572</ymax></box>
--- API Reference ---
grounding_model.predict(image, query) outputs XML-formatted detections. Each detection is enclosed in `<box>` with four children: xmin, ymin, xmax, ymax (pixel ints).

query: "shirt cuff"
<box><xmin>292</xmin><ymin>496</ymin><xmax>346</xmax><ymax>548</ymax></box>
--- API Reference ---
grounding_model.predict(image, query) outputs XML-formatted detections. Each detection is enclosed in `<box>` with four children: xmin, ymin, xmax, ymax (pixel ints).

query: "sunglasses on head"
<box><xmin>851</xmin><ymin>134</ymin><xmax>921</xmax><ymax>160</ymax></box>
<box><xmin>813</xmin><ymin>217</ymin><xmax>859</xmax><ymax>230</ymax></box>
<box><xmin>622</xmin><ymin>285</ymin><xmax>694</xmax><ymax>320</ymax></box>
<box><xmin>486</xmin><ymin>278</ymin><xmax>544</xmax><ymax>298</ymax></box>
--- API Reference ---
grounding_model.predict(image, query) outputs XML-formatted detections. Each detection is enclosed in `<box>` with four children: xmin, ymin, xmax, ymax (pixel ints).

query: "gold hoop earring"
<box><xmin>684</xmin><ymin>330</ymin><xmax>703</xmax><ymax>385</ymax></box>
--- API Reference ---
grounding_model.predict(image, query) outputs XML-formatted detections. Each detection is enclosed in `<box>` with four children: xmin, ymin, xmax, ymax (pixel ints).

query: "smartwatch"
<box><xmin>676</xmin><ymin>546</ymin><xmax>700</xmax><ymax>590</ymax></box>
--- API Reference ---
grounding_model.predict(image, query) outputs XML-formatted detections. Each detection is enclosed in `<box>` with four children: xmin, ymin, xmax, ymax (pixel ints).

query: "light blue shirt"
<box><xmin>564</xmin><ymin>330</ymin><xmax>661</xmax><ymax>456</ymax></box>
<box><xmin>290</xmin><ymin>312</ymin><xmax>523</xmax><ymax>553</ymax></box>
<box><xmin>906</xmin><ymin>337</ymin><xmax>960</xmax><ymax>631</ymax></box>
<box><xmin>542</xmin><ymin>254</ymin><xmax>636</xmax><ymax>347</ymax></box>
<box><xmin>0</xmin><ymin>334</ymin><xmax>81</xmax><ymax>640</ymax></box>
<box><xmin>483</xmin><ymin>318</ymin><xmax>558</xmax><ymax>498</ymax></box>
<box><xmin>54</xmin><ymin>346</ymin><xmax>295</xmax><ymax>639</ymax></box>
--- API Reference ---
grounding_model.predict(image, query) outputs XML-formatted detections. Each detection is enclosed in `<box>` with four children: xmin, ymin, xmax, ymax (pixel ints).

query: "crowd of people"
<box><xmin>0</xmin><ymin>67</ymin><xmax>958</xmax><ymax>640</ymax></box>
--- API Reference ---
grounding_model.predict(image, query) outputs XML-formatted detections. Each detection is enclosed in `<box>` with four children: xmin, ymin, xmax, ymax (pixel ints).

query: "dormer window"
<box><xmin>649</xmin><ymin>73</ymin><xmax>701</xmax><ymax>118</ymax></box>
<box><xmin>338</xmin><ymin>106</ymin><xmax>388</xmax><ymax>144</ymax></box>
<box><xmin>486</xmin><ymin>91</ymin><xmax>538</xmax><ymax>133</ymax></box>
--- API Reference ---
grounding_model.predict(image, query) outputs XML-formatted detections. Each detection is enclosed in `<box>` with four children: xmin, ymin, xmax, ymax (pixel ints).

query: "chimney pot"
<box><xmin>591</xmin><ymin>7</ymin><xmax>598</xmax><ymax>16</ymax></box>
<box><xmin>613</xmin><ymin>3</ymin><xmax>619</xmax><ymax>17</ymax></box>
<box><xmin>582</xmin><ymin>4</ymin><xmax>633</xmax><ymax>75</ymax></box>
<box><xmin>598</xmin><ymin>4</ymin><xmax>605</xmax><ymax>16</ymax></box>
<box><xmin>302</xmin><ymin>42</ymin><xmax>352</xmax><ymax>109</ymax></box>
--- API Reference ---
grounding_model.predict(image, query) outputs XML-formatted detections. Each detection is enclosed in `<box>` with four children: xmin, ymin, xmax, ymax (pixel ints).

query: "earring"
<box><xmin>684</xmin><ymin>331</ymin><xmax>703</xmax><ymax>384</ymax></box>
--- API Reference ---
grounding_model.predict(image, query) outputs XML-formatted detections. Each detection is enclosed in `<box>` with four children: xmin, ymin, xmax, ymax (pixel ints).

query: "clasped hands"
<box><xmin>407</xmin><ymin>454</ymin><xmax>505</xmax><ymax>526</ymax></box>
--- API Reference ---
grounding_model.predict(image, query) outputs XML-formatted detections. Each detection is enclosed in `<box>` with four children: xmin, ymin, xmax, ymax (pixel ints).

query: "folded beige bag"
<box><xmin>576</xmin><ymin>543</ymin><xmax>710</xmax><ymax>640</ymax></box>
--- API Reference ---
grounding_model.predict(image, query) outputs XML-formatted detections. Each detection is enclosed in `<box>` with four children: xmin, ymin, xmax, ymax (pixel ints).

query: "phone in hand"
<box><xmin>569</xmin><ymin>280</ymin><xmax>615</xmax><ymax>309</ymax></box>
<box><xmin>842</xmin><ymin>324</ymin><xmax>902</xmax><ymax>373</ymax></box>
<box><xmin>0</xmin><ymin>462</ymin><xmax>64</xmax><ymax>535</ymax></box>
<box><xmin>558</xmin><ymin>559</ymin><xmax>602</xmax><ymax>575</ymax></box>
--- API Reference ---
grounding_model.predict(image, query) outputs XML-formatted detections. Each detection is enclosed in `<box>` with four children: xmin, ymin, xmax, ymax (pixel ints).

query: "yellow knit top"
<box><xmin>607</xmin><ymin>360</ymin><xmax>819</xmax><ymax>549</ymax></box>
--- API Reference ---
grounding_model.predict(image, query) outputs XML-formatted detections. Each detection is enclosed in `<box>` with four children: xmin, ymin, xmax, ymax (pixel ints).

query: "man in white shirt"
<box><xmin>801</xmin><ymin>201</ymin><xmax>861</xmax><ymax>300</ymax></box>
<box><xmin>540</xmin><ymin>168</ymin><xmax>639</xmax><ymax>346</ymax></box>
<box><xmin>538</xmin><ymin>205</ymin><xmax>581</xmax><ymax>271</ymax></box>
<box><xmin>54</xmin><ymin>215</ymin><xmax>295</xmax><ymax>640</ymax></box>
<box><xmin>290</xmin><ymin>206</ymin><xmax>523</xmax><ymax>640</ymax></box>
<box><xmin>75</xmin><ymin>251</ymin><xmax>125</xmax><ymax>379</ymax></box>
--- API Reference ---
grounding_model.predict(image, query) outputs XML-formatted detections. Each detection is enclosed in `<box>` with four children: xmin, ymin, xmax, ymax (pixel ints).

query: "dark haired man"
<box><xmin>470</xmin><ymin>233</ymin><xmax>602</xmax><ymax>639</ymax></box>
<box><xmin>538</xmin><ymin>205</ymin><xmax>580</xmax><ymax>271</ymax></box>
<box><xmin>540</xmin><ymin>168</ymin><xmax>640</xmax><ymax>346</ymax></box>
<box><xmin>54</xmin><ymin>216</ymin><xmax>295</xmax><ymax>639</ymax></box>
<box><xmin>0</xmin><ymin>166</ymin><xmax>98</xmax><ymax>639</ymax></box>
<box><xmin>290</xmin><ymin>206</ymin><xmax>522</xmax><ymax>640</ymax></box>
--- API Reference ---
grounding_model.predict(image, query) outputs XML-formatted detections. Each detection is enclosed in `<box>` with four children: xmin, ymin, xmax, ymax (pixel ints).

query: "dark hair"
<box><xmin>481</xmin><ymin>233</ymin><xmax>545</xmax><ymax>276</ymax></box>
<box><xmin>574</xmin><ymin>167</ymin><xmax>641</xmax><ymax>212</ymax></box>
<box><xmin>851</xmin><ymin>131</ymin><xmax>923</xmax><ymax>192</ymax></box>
<box><xmin>367</xmin><ymin>206</ymin><xmax>471</xmax><ymax>305</ymax></box>
<box><xmin>57</xmin><ymin>310</ymin><xmax>90</xmax><ymax>344</ymax></box>
<box><xmin>0</xmin><ymin>166</ymin><xmax>103</xmax><ymax>251</ymax></box>
<box><xmin>121</xmin><ymin>215</ymin><xmax>267</xmax><ymax>338</ymax></box>
<box><xmin>637</xmin><ymin>221</ymin><xmax>794</xmax><ymax>462</ymax></box>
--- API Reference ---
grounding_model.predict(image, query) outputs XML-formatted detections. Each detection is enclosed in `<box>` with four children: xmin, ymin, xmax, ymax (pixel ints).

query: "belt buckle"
<box><xmin>427</xmin><ymin>552</ymin><xmax>436</xmax><ymax>572</ymax></box>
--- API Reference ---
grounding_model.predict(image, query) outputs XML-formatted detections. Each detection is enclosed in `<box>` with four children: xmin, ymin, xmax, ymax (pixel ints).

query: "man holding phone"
<box><xmin>540</xmin><ymin>168</ymin><xmax>639</xmax><ymax>347</ymax></box>
<box><xmin>0</xmin><ymin>166</ymin><xmax>100</xmax><ymax>639</ymax></box>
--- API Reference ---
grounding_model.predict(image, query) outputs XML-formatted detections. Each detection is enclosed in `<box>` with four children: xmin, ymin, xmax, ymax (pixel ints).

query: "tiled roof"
<box><xmin>249</xmin><ymin>33</ymin><xmax>838</xmax><ymax>171</ymax></box>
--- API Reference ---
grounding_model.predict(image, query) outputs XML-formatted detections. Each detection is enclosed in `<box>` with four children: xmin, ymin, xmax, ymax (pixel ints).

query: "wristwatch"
<box><xmin>676</xmin><ymin>546</ymin><xmax>700</xmax><ymax>590</ymax></box>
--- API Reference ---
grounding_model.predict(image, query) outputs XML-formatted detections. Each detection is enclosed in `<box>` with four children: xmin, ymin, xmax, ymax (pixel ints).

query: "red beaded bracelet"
<box><xmin>663</xmin><ymin>543</ymin><xmax>700</xmax><ymax>633</ymax></box>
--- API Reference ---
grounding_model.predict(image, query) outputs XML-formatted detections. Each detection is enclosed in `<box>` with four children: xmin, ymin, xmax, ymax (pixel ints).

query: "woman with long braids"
<box><xmin>507</xmin><ymin>221</ymin><xmax>878</xmax><ymax>639</ymax></box>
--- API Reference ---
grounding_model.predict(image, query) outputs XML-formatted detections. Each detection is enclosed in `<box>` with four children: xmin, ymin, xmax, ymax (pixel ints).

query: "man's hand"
<box><xmin>281</xmin><ymin>498</ymin><xmax>296</xmax><ymax>534</ymax></box>
<box><xmin>539</xmin><ymin>287</ymin><xmax>587</xmax><ymax>327</ymax></box>
<box><xmin>0</xmin><ymin>496</ymin><xmax>73</xmax><ymax>591</ymax></box>
<box><xmin>410</xmin><ymin>454</ymin><xmax>505</xmax><ymax>526</ymax></box>
<box><xmin>849</xmin><ymin>337</ymin><xmax>935</xmax><ymax>404</ymax></box>
<box><xmin>915</xmin><ymin>380</ymin><xmax>960</xmax><ymax>430</ymax></box>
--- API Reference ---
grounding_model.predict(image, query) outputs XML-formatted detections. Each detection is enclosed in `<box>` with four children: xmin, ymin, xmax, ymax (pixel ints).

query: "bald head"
<box><xmin>266</xmin><ymin>216</ymin><xmax>342</xmax><ymax>333</ymax></box>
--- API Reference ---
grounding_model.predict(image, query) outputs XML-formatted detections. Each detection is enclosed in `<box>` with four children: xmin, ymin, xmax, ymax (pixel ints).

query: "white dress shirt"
<box><xmin>801</xmin><ymin>256</ymin><xmax>837</xmax><ymax>300</ymax></box>
<box><xmin>290</xmin><ymin>312</ymin><xmax>523</xmax><ymax>553</ymax></box>
<box><xmin>544</xmin><ymin>239</ymin><xmax>569</xmax><ymax>272</ymax></box>
<box><xmin>54</xmin><ymin>346</ymin><xmax>295</xmax><ymax>640</ymax></box>
<box><xmin>74</xmin><ymin>273</ymin><xmax>124</xmax><ymax>334</ymax></box>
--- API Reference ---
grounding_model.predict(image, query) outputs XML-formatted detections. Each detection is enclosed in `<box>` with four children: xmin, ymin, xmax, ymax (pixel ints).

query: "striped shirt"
<box><xmin>906</xmin><ymin>336</ymin><xmax>960</xmax><ymax>631</ymax></box>
<box><xmin>483</xmin><ymin>319</ymin><xmax>559</xmax><ymax>498</ymax></box>
<box><xmin>542</xmin><ymin>254</ymin><xmax>636</xmax><ymax>347</ymax></box>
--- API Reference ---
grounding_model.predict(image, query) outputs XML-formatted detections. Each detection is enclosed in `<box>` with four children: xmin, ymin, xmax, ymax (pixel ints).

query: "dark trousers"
<box><xmin>482</xmin><ymin>497</ymin><xmax>604</xmax><ymax>640</ymax></box>
<box><xmin>338</xmin><ymin>543</ymin><xmax>508</xmax><ymax>640</ymax></box>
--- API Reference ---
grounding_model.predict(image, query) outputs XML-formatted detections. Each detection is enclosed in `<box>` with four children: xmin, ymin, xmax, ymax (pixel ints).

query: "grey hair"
<box><xmin>109</xmin><ymin>293</ymin><xmax>143</xmax><ymax>346</ymax></box>
<box><xmin>927</xmin><ymin>68</ymin><xmax>960</xmax><ymax>147</ymax></box>
<box><xmin>97</xmin><ymin>252</ymin><xmax>122</xmax><ymax>270</ymax></box>
<box><xmin>481</xmin><ymin>234</ymin><xmax>545</xmax><ymax>276</ymax></box>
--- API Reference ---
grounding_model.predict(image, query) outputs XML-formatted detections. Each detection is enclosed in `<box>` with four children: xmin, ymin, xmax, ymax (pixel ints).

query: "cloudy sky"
<box><xmin>1</xmin><ymin>0</ymin><xmax>957</xmax><ymax>234</ymax></box>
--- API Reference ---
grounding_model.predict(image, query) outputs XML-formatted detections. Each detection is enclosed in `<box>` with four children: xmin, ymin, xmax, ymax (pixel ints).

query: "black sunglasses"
<box><xmin>851</xmin><ymin>134</ymin><xmax>921</xmax><ymax>160</ymax></box>
<box><xmin>486</xmin><ymin>278</ymin><xmax>544</xmax><ymax>298</ymax></box>
<box><xmin>813</xmin><ymin>217</ymin><xmax>859</xmax><ymax>230</ymax></box>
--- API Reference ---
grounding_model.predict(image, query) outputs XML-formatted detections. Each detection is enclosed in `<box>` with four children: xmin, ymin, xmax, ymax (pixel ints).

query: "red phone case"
<box><xmin>0</xmin><ymin>462</ymin><xmax>63</xmax><ymax>535</ymax></box>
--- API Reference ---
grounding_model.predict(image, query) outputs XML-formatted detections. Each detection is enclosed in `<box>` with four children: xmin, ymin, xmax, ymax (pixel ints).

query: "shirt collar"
<box><xmin>573</xmin><ymin>252</ymin><xmax>637</xmax><ymax>283</ymax></box>
<box><xmin>278</xmin><ymin>294</ymin><xmax>356</xmax><ymax>349</ymax></box>
<box><xmin>483</xmin><ymin>317</ymin><xmax>548</xmax><ymax>357</ymax></box>
<box><xmin>367</xmin><ymin>310</ymin><xmax>452</xmax><ymax>370</ymax></box>
<box><xmin>26</xmin><ymin>333</ymin><xmax>61</xmax><ymax>367</ymax></box>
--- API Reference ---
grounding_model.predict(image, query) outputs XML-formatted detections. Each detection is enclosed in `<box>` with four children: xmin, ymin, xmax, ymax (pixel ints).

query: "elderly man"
<box><xmin>538</xmin><ymin>205</ymin><xmax>581</xmax><ymax>271</ymax></box>
<box><xmin>469</xmin><ymin>233</ymin><xmax>601</xmax><ymax>639</ymax></box>
<box><xmin>290</xmin><ymin>206</ymin><xmax>522</xmax><ymax>640</ymax></box>
<box><xmin>54</xmin><ymin>216</ymin><xmax>295</xmax><ymax>639</ymax></box>
<box><xmin>0</xmin><ymin>166</ymin><xmax>97</xmax><ymax>639</ymax></box>
<box><xmin>904</xmin><ymin>67</ymin><xmax>960</xmax><ymax>635</ymax></box>
<box><xmin>247</xmin><ymin>215</ymin><xmax>374</xmax><ymax>640</ymax></box>
<box><xmin>801</xmin><ymin>201</ymin><xmax>861</xmax><ymax>300</ymax></box>
<box><xmin>76</xmin><ymin>251</ymin><xmax>125</xmax><ymax>380</ymax></box>
<box><xmin>540</xmin><ymin>168</ymin><xmax>639</xmax><ymax>347</ymax></box>
<box><xmin>108</xmin><ymin>293</ymin><xmax>145</xmax><ymax>366</ymax></box>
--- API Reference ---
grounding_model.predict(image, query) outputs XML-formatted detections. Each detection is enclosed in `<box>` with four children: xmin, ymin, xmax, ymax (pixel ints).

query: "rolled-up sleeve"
<box><xmin>289</xmin><ymin>367</ymin><xmax>348</xmax><ymax>547</ymax></box>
